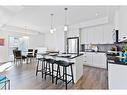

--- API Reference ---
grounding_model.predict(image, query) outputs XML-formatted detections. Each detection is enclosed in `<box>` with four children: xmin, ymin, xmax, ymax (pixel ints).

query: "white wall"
<box><xmin>0</xmin><ymin>30</ymin><xmax>23</xmax><ymax>63</ymax></box>
<box><xmin>45</xmin><ymin>27</ymin><xmax>64</xmax><ymax>52</ymax></box>
<box><xmin>29</xmin><ymin>34</ymin><xmax>45</xmax><ymax>49</ymax></box>
<box><xmin>0</xmin><ymin>31</ymin><xmax>8</xmax><ymax>63</ymax></box>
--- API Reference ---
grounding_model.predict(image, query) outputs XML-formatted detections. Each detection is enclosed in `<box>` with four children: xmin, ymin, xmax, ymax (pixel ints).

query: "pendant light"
<box><xmin>64</xmin><ymin>8</ymin><xmax>68</xmax><ymax>32</ymax></box>
<box><xmin>22</xmin><ymin>26</ymin><xmax>29</xmax><ymax>39</ymax></box>
<box><xmin>50</xmin><ymin>14</ymin><xmax>56</xmax><ymax>34</ymax></box>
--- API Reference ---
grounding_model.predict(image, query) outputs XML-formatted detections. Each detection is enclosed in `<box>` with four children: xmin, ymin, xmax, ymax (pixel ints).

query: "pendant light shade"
<box><xmin>50</xmin><ymin>14</ymin><xmax>56</xmax><ymax>34</ymax></box>
<box><xmin>50</xmin><ymin>28</ymin><xmax>54</xmax><ymax>34</ymax></box>
<box><xmin>64</xmin><ymin>25</ymin><xmax>68</xmax><ymax>31</ymax></box>
<box><xmin>64</xmin><ymin>8</ymin><xmax>68</xmax><ymax>32</ymax></box>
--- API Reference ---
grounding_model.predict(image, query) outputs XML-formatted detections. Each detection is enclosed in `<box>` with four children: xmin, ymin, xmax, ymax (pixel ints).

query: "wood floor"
<box><xmin>1</xmin><ymin>62</ymin><xmax>108</xmax><ymax>89</ymax></box>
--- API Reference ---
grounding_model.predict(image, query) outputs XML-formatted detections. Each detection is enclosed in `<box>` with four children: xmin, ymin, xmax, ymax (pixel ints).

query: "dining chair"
<box><xmin>13</xmin><ymin>50</ymin><xmax>26</xmax><ymax>64</ymax></box>
<box><xmin>27</xmin><ymin>49</ymin><xmax>38</xmax><ymax>63</ymax></box>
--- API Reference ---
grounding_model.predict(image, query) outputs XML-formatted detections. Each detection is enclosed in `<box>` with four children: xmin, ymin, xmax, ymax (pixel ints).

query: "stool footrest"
<box><xmin>56</xmin><ymin>76</ymin><xmax>73</xmax><ymax>84</ymax></box>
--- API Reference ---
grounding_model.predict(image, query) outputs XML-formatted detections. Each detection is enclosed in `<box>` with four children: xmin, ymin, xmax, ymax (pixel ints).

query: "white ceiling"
<box><xmin>0</xmin><ymin>6</ymin><xmax>118</xmax><ymax>34</ymax></box>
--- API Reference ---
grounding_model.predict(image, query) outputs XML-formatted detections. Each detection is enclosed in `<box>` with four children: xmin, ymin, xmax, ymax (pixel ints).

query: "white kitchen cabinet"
<box><xmin>103</xmin><ymin>24</ymin><xmax>114</xmax><ymax>44</ymax></box>
<box><xmin>92</xmin><ymin>53</ymin><xmax>101</xmax><ymax>67</ymax></box>
<box><xmin>93</xmin><ymin>27</ymin><xmax>103</xmax><ymax>44</ymax></box>
<box><xmin>118</xmin><ymin>7</ymin><xmax>127</xmax><ymax>42</ymax></box>
<box><xmin>83</xmin><ymin>52</ymin><xmax>92</xmax><ymax>66</ymax></box>
<box><xmin>92</xmin><ymin>53</ymin><xmax>107</xmax><ymax>68</ymax></box>
<box><xmin>85</xmin><ymin>52</ymin><xmax>93</xmax><ymax>66</ymax></box>
<box><xmin>80</xmin><ymin>24</ymin><xmax>114</xmax><ymax>44</ymax></box>
<box><xmin>83</xmin><ymin>52</ymin><xmax>107</xmax><ymax>69</ymax></box>
<box><xmin>81</xmin><ymin>26</ymin><xmax>101</xmax><ymax>44</ymax></box>
<box><xmin>113</xmin><ymin>7</ymin><xmax>127</xmax><ymax>42</ymax></box>
<box><xmin>108</xmin><ymin>63</ymin><xmax>127</xmax><ymax>89</ymax></box>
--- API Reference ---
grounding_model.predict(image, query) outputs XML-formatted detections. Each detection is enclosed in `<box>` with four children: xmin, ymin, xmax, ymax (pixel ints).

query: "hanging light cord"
<box><xmin>51</xmin><ymin>14</ymin><xmax>53</xmax><ymax>29</ymax></box>
<box><xmin>64</xmin><ymin>8</ymin><xmax>68</xmax><ymax>26</ymax></box>
<box><xmin>24</xmin><ymin>26</ymin><xmax>27</xmax><ymax>33</ymax></box>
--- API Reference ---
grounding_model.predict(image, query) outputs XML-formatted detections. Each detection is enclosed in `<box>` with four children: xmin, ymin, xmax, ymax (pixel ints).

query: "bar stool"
<box><xmin>44</xmin><ymin>58</ymin><xmax>56</xmax><ymax>83</ymax></box>
<box><xmin>55</xmin><ymin>60</ymin><xmax>74</xmax><ymax>89</ymax></box>
<box><xmin>36</xmin><ymin>58</ymin><xmax>46</xmax><ymax>78</ymax></box>
<box><xmin>36</xmin><ymin>58</ymin><xmax>56</xmax><ymax>83</ymax></box>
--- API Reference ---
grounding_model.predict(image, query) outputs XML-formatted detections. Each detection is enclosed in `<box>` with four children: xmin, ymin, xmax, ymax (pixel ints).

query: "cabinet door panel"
<box><xmin>103</xmin><ymin>24</ymin><xmax>113</xmax><ymax>44</ymax></box>
<box><xmin>92</xmin><ymin>53</ymin><xmax>107</xmax><ymax>68</ymax></box>
<box><xmin>81</xmin><ymin>24</ymin><xmax>113</xmax><ymax>44</ymax></box>
<box><xmin>86</xmin><ymin>53</ymin><xmax>93</xmax><ymax>66</ymax></box>
<box><xmin>93</xmin><ymin>26</ymin><xmax>103</xmax><ymax>44</ymax></box>
<box><xmin>83</xmin><ymin>53</ymin><xmax>87</xmax><ymax>65</ymax></box>
<box><xmin>119</xmin><ymin>7</ymin><xmax>127</xmax><ymax>41</ymax></box>
<box><xmin>81</xmin><ymin>26</ymin><xmax>103</xmax><ymax>44</ymax></box>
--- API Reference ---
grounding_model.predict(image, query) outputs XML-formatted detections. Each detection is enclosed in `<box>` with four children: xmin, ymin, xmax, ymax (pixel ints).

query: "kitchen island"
<box><xmin>108</xmin><ymin>56</ymin><xmax>127</xmax><ymax>89</ymax></box>
<box><xmin>38</xmin><ymin>53</ymin><xmax>84</xmax><ymax>83</ymax></box>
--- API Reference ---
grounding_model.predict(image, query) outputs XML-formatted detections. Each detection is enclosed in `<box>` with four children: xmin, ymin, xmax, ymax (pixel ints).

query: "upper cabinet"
<box><xmin>80</xmin><ymin>24</ymin><xmax>114</xmax><ymax>44</ymax></box>
<box><xmin>103</xmin><ymin>24</ymin><xmax>114</xmax><ymax>44</ymax></box>
<box><xmin>116</xmin><ymin>7</ymin><xmax>127</xmax><ymax>42</ymax></box>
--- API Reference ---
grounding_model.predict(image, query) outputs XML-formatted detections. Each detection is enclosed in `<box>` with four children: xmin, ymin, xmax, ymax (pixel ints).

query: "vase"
<box><xmin>119</xmin><ymin>52</ymin><xmax>123</xmax><ymax>57</ymax></box>
<box><xmin>123</xmin><ymin>52</ymin><xmax>127</xmax><ymax>58</ymax></box>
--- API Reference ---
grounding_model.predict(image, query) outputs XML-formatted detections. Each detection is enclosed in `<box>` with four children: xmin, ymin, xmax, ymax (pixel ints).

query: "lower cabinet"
<box><xmin>83</xmin><ymin>52</ymin><xmax>107</xmax><ymax>69</ymax></box>
<box><xmin>108</xmin><ymin>63</ymin><xmax>127</xmax><ymax>89</ymax></box>
<box><xmin>84</xmin><ymin>52</ymin><xmax>93</xmax><ymax>66</ymax></box>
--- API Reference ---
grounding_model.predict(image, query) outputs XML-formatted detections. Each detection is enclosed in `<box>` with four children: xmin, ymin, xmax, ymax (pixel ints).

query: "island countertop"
<box><xmin>37</xmin><ymin>52</ymin><xmax>83</xmax><ymax>59</ymax></box>
<box><xmin>107</xmin><ymin>55</ymin><xmax>127</xmax><ymax>65</ymax></box>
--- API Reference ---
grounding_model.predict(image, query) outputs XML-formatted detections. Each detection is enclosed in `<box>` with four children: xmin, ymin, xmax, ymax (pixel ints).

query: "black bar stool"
<box><xmin>36</xmin><ymin>58</ymin><xmax>46</xmax><ymax>78</ymax></box>
<box><xmin>55</xmin><ymin>60</ymin><xmax>74</xmax><ymax>89</ymax></box>
<box><xmin>44</xmin><ymin>58</ymin><xmax>56</xmax><ymax>83</ymax></box>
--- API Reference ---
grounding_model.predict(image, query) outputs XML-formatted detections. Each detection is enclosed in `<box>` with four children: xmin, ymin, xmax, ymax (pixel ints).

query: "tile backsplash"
<box><xmin>97</xmin><ymin>44</ymin><xmax>114</xmax><ymax>51</ymax></box>
<box><xmin>81</xmin><ymin>43</ymin><xmax>127</xmax><ymax>52</ymax></box>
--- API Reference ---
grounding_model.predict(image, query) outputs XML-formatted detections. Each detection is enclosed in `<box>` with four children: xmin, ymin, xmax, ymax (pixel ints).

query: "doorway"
<box><xmin>8</xmin><ymin>36</ymin><xmax>29</xmax><ymax>61</ymax></box>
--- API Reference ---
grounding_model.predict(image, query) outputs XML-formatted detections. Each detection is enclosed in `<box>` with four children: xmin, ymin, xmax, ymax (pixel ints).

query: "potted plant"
<box><xmin>122</xmin><ymin>44</ymin><xmax>127</xmax><ymax>52</ymax></box>
<box><xmin>122</xmin><ymin>44</ymin><xmax>127</xmax><ymax>57</ymax></box>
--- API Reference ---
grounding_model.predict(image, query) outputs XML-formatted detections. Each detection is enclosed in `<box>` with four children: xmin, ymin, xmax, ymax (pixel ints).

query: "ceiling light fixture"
<box><xmin>22</xmin><ymin>36</ymin><xmax>29</xmax><ymax>39</ymax></box>
<box><xmin>50</xmin><ymin>14</ymin><xmax>56</xmax><ymax>34</ymax></box>
<box><xmin>64</xmin><ymin>8</ymin><xmax>69</xmax><ymax>32</ymax></box>
<box><xmin>23</xmin><ymin>26</ymin><xmax>29</xmax><ymax>39</ymax></box>
<box><xmin>95</xmin><ymin>13</ymin><xmax>99</xmax><ymax>16</ymax></box>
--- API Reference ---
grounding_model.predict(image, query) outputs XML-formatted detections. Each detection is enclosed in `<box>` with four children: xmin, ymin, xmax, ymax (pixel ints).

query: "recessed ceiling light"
<box><xmin>96</xmin><ymin>13</ymin><xmax>99</xmax><ymax>16</ymax></box>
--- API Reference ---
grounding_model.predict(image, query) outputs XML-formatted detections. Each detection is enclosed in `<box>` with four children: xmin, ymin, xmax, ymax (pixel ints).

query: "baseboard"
<box><xmin>0</xmin><ymin>61</ymin><xmax>13</xmax><ymax>66</ymax></box>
